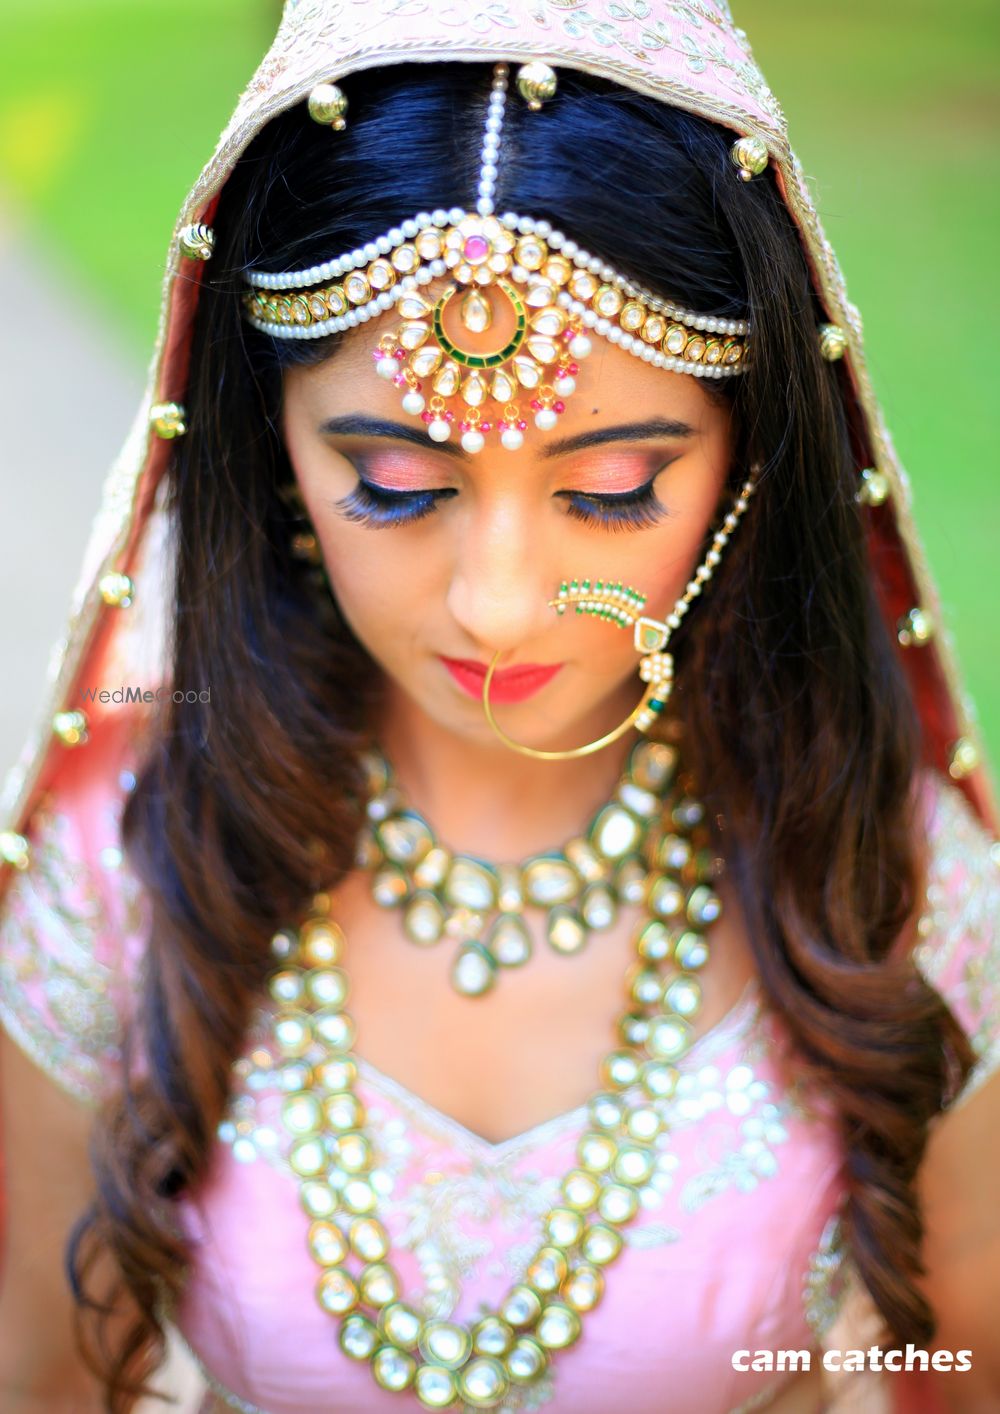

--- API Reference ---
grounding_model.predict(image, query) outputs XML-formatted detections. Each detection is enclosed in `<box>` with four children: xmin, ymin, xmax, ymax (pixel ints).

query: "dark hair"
<box><xmin>67</xmin><ymin>63</ymin><xmax>973</xmax><ymax>1408</ymax></box>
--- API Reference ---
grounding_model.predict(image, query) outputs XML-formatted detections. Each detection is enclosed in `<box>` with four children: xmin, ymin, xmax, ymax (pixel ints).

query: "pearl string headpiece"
<box><xmin>243</xmin><ymin>62</ymin><xmax>752</xmax><ymax>454</ymax></box>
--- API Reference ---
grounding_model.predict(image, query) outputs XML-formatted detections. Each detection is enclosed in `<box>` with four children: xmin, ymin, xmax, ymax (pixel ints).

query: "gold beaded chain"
<box><xmin>268</xmin><ymin>741</ymin><xmax>723</xmax><ymax>1408</ymax></box>
<box><xmin>356</xmin><ymin>741</ymin><xmax>680</xmax><ymax>996</ymax></box>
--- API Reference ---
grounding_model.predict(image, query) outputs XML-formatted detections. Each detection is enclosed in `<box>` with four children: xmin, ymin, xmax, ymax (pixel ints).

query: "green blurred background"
<box><xmin>1</xmin><ymin>0</ymin><xmax>997</xmax><ymax>762</ymax></box>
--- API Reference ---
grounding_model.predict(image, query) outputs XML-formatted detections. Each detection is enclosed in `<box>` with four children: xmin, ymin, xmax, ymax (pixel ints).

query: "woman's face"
<box><xmin>283</xmin><ymin>324</ymin><xmax>734</xmax><ymax>753</ymax></box>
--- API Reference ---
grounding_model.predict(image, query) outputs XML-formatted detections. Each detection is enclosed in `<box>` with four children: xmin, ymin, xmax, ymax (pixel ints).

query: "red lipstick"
<box><xmin>440</xmin><ymin>656</ymin><xmax>563</xmax><ymax>704</ymax></box>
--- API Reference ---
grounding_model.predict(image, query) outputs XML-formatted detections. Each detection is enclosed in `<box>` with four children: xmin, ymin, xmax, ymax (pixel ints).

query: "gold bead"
<box><xmin>339</xmin><ymin>1312</ymin><xmax>379</xmax><ymax>1361</ymax></box>
<box><xmin>53</xmin><ymin>710</ymin><xmax>88</xmax><ymax>747</ymax></box>
<box><xmin>281</xmin><ymin>1090</ymin><xmax>322</xmax><ymax>1136</ymax></box>
<box><xmin>948</xmin><ymin>737</ymin><xmax>979</xmax><ymax>780</ymax></box>
<box><xmin>505</xmin><ymin>1335</ymin><xmax>548</xmax><ymax>1385</ymax></box>
<box><xmin>289</xmin><ymin>1136</ymin><xmax>326</xmax><ymax>1177</ymax></box>
<box><xmin>177</xmin><ymin>222</ymin><xmax>215</xmax><ymax>261</ymax></box>
<box><xmin>897</xmin><ymin>607</ymin><xmax>934</xmax><ymax>647</ymax></box>
<box><xmin>581</xmin><ymin>1222</ymin><xmax>623</xmax><ymax>1266</ymax></box>
<box><xmin>856</xmin><ymin>467</ymin><xmax>890</xmax><ymax>507</ymax></box>
<box><xmin>308</xmin><ymin>81</ymin><xmax>348</xmax><ymax>130</ymax></box>
<box><xmin>561</xmin><ymin>1262</ymin><xmax>605</xmax><ymax>1313</ymax></box>
<box><xmin>350</xmin><ymin>1215</ymin><xmax>390</xmax><ymax>1262</ymax></box>
<box><xmin>471</xmin><ymin>1315</ymin><xmax>514</xmax><ymax>1358</ymax></box>
<box><xmin>516</xmin><ymin>61</ymin><xmax>558</xmax><ymax>110</ymax></box>
<box><xmin>372</xmin><ymin>1344</ymin><xmax>416</xmax><ymax>1391</ymax></box>
<box><xmin>413</xmin><ymin>1364</ymin><xmax>458</xmax><ymax>1408</ymax></box>
<box><xmin>458</xmin><ymin>1355</ymin><xmax>509</xmax><ymax>1408</ymax></box>
<box><xmin>149</xmin><ymin>401</ymin><xmax>187</xmax><ymax>438</ymax></box>
<box><xmin>316</xmin><ymin>1266</ymin><xmax>358</xmax><ymax>1315</ymax></box>
<box><xmin>358</xmin><ymin>1260</ymin><xmax>399</xmax><ymax>1306</ymax></box>
<box><xmin>0</xmin><ymin>830</ymin><xmax>30</xmax><ymax>871</ymax></box>
<box><xmin>818</xmin><ymin>323</ymin><xmax>847</xmax><ymax>361</ymax></box>
<box><xmin>299</xmin><ymin>916</ymin><xmax>344</xmax><ymax>966</ymax></box>
<box><xmin>307</xmin><ymin>1218</ymin><xmax>348</xmax><ymax>1266</ymax></box>
<box><xmin>730</xmin><ymin>134</ymin><xmax>768</xmax><ymax>182</ymax></box>
<box><xmin>419</xmin><ymin>1319</ymin><xmax>472</xmax><ymax>1369</ymax></box>
<box><xmin>500</xmin><ymin>1283</ymin><xmax>543</xmax><ymax>1329</ymax></box>
<box><xmin>535</xmin><ymin>1302</ymin><xmax>582</xmax><ymax>1351</ymax></box>
<box><xmin>526</xmin><ymin>1245</ymin><xmax>568</xmax><ymax>1294</ymax></box>
<box><xmin>378</xmin><ymin>1301</ymin><xmax>424</xmax><ymax>1351</ymax></box>
<box><xmin>98</xmin><ymin>571</ymin><xmax>134</xmax><ymax>607</ymax></box>
<box><xmin>300</xmin><ymin>1180</ymin><xmax>338</xmax><ymax>1220</ymax></box>
<box><xmin>545</xmin><ymin>1206</ymin><xmax>585</xmax><ymax>1248</ymax></box>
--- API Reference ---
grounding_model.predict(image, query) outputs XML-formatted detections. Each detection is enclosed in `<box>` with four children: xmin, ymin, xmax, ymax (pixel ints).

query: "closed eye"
<box><xmin>557</xmin><ymin>472</ymin><xmax>672</xmax><ymax>532</ymax></box>
<box><xmin>330</xmin><ymin>469</ymin><xmax>670</xmax><ymax>531</ymax></box>
<box><xmin>332</xmin><ymin>478</ymin><xmax>458</xmax><ymax>525</ymax></box>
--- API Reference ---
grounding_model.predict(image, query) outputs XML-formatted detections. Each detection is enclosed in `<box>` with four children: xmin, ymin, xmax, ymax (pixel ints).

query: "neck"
<box><xmin>374</xmin><ymin>685</ymin><xmax>639</xmax><ymax>860</ymax></box>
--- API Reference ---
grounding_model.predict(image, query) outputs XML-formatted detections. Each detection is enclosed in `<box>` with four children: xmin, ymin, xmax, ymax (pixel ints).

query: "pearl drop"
<box><xmin>501</xmin><ymin>427</ymin><xmax>524</xmax><ymax>451</ymax></box>
<box><xmin>554</xmin><ymin>376</ymin><xmax>576</xmax><ymax>396</ymax></box>
<box><xmin>569</xmin><ymin>334</ymin><xmax>593</xmax><ymax>358</ymax></box>
<box><xmin>535</xmin><ymin>408</ymin><xmax>558</xmax><ymax>431</ymax></box>
<box><xmin>461</xmin><ymin>429</ymin><xmax>485</xmax><ymax>453</ymax></box>
<box><xmin>401</xmin><ymin>391</ymin><xmax>425</xmax><ymax>415</ymax></box>
<box><xmin>428</xmin><ymin>419</ymin><xmax>451</xmax><ymax>442</ymax></box>
<box><xmin>376</xmin><ymin>358</ymin><xmax>400</xmax><ymax>380</ymax></box>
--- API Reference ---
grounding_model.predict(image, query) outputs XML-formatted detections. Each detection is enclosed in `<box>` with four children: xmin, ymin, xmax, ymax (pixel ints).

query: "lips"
<box><xmin>440</xmin><ymin>656</ymin><xmax>563</xmax><ymax>704</ymax></box>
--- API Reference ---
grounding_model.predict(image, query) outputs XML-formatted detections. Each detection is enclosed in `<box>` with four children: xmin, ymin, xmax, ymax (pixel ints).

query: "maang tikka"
<box><xmin>244</xmin><ymin>62</ymin><xmax>752</xmax><ymax>452</ymax></box>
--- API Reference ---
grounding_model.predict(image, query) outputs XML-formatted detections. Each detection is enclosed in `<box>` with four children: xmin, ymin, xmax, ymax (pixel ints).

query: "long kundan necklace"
<box><xmin>268</xmin><ymin>737</ymin><xmax>723</xmax><ymax>1407</ymax></box>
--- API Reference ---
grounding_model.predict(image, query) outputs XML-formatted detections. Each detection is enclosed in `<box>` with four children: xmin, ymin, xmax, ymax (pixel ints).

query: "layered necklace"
<box><xmin>268</xmin><ymin>737</ymin><xmax>723</xmax><ymax>1408</ymax></box>
<box><xmin>355</xmin><ymin>741</ymin><xmax>683</xmax><ymax>996</ymax></box>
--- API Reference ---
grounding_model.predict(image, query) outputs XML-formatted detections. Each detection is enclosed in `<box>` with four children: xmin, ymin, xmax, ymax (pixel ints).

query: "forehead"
<box><xmin>287</xmin><ymin>311</ymin><xmax>729</xmax><ymax>440</ymax></box>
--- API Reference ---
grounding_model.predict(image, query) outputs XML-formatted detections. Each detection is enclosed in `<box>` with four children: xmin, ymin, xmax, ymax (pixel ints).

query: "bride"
<box><xmin>0</xmin><ymin>5</ymin><xmax>997</xmax><ymax>1412</ymax></box>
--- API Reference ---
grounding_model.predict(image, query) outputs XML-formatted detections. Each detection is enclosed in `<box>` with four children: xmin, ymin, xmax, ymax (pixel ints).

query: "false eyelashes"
<box><xmin>332</xmin><ymin>470</ymin><xmax>671</xmax><ymax>532</ymax></box>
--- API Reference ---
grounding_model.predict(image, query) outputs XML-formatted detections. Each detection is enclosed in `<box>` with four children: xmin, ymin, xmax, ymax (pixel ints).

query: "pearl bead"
<box><xmin>572</xmin><ymin>333</ymin><xmax>595</xmax><ymax>355</ymax></box>
<box><xmin>401</xmin><ymin>391</ymin><xmax>425</xmax><ymax>415</ymax></box>
<box><xmin>535</xmin><ymin>408</ymin><xmax>558</xmax><ymax>431</ymax></box>
<box><xmin>461</xmin><ymin>429</ymin><xmax>485</xmax><ymax>453</ymax></box>
<box><xmin>501</xmin><ymin>427</ymin><xmax>524</xmax><ymax>451</ymax></box>
<box><xmin>428</xmin><ymin>419</ymin><xmax>451</xmax><ymax>442</ymax></box>
<box><xmin>554</xmin><ymin>376</ymin><xmax>576</xmax><ymax>396</ymax></box>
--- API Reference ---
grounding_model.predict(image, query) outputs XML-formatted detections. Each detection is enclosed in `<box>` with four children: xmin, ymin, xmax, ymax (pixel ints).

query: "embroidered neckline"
<box><xmin>354</xmin><ymin>975</ymin><xmax>764</xmax><ymax>1160</ymax></box>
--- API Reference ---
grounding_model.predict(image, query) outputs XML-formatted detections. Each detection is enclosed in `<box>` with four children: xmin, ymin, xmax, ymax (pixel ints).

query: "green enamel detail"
<box><xmin>431</xmin><ymin>279</ymin><xmax>527</xmax><ymax>369</ymax></box>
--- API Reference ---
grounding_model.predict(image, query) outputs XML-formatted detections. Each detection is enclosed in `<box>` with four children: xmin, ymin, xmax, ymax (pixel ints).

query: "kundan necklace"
<box><xmin>268</xmin><ymin>738</ymin><xmax>724</xmax><ymax>1407</ymax></box>
<box><xmin>355</xmin><ymin>741</ymin><xmax>681</xmax><ymax>996</ymax></box>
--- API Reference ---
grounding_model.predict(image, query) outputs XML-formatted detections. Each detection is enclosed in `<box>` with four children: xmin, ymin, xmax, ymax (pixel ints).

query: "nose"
<box><xmin>445</xmin><ymin>490</ymin><xmax>554</xmax><ymax>658</ymax></box>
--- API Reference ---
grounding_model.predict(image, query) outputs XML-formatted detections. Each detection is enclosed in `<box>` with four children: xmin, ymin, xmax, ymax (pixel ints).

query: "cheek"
<box><xmin>309</xmin><ymin>513</ymin><xmax>445</xmax><ymax>652</ymax></box>
<box><xmin>643</xmin><ymin>458</ymin><xmax>730</xmax><ymax>611</ymax></box>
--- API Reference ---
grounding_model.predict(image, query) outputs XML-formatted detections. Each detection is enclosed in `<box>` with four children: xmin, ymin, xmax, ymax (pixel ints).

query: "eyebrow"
<box><xmin>318</xmin><ymin>413</ymin><xmax>696</xmax><ymax>459</ymax></box>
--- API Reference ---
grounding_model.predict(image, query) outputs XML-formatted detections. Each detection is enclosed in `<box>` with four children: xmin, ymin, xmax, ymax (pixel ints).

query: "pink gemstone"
<box><xmin>463</xmin><ymin>235</ymin><xmax>490</xmax><ymax>262</ymax></box>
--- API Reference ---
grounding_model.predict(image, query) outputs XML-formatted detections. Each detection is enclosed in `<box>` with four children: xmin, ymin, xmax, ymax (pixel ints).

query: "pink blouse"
<box><xmin>2</xmin><ymin>712</ymin><xmax>998</xmax><ymax>1414</ymax></box>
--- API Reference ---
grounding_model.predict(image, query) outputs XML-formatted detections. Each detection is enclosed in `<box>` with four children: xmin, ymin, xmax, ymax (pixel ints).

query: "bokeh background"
<box><xmin>1</xmin><ymin>0</ymin><xmax>998</xmax><ymax>783</ymax></box>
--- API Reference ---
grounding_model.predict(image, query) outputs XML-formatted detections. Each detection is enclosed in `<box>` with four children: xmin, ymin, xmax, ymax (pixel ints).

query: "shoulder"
<box><xmin>909</xmin><ymin>768</ymin><xmax>1000</xmax><ymax>1108</ymax></box>
<box><xmin>0</xmin><ymin>713</ymin><xmax>151</xmax><ymax>1106</ymax></box>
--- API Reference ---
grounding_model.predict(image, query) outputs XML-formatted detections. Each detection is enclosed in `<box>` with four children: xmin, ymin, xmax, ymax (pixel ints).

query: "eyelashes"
<box><xmin>334</xmin><ymin>480</ymin><xmax>453</xmax><ymax>527</ymax></box>
<box><xmin>332</xmin><ymin>472</ymin><xmax>671</xmax><ymax>532</ymax></box>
